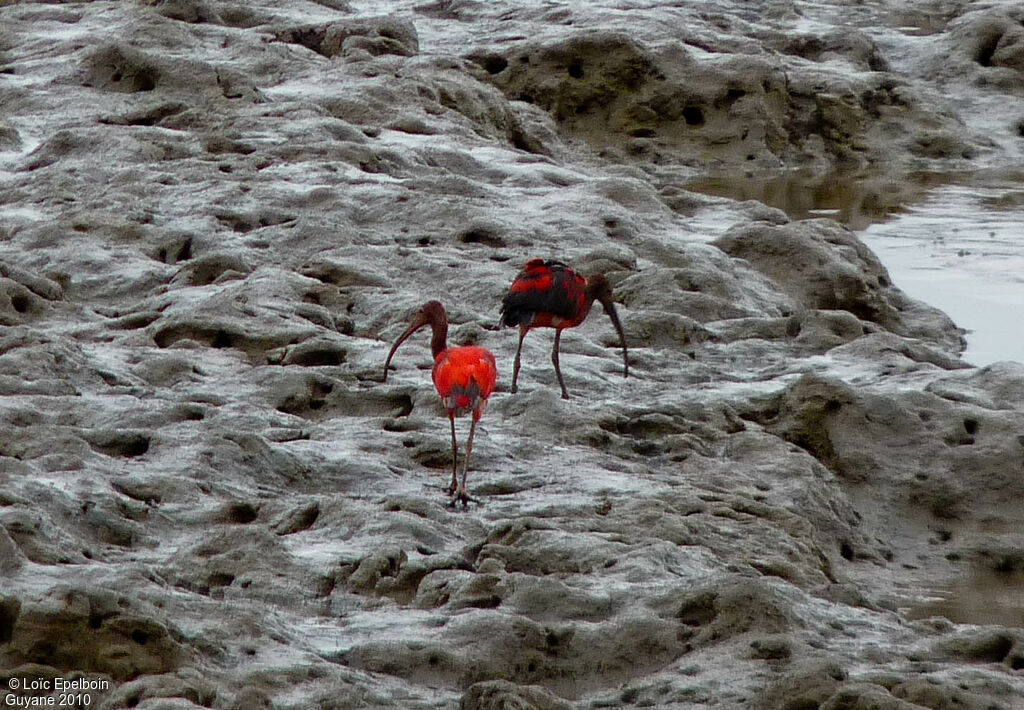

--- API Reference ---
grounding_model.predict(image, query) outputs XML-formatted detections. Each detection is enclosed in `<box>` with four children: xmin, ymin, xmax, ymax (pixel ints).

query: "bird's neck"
<box><xmin>579</xmin><ymin>297</ymin><xmax>596</xmax><ymax>320</ymax></box>
<box><xmin>429</xmin><ymin>318</ymin><xmax>448</xmax><ymax>359</ymax></box>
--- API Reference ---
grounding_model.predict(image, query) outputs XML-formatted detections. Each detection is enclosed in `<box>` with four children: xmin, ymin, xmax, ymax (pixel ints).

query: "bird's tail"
<box><xmin>443</xmin><ymin>379</ymin><xmax>484</xmax><ymax>415</ymax></box>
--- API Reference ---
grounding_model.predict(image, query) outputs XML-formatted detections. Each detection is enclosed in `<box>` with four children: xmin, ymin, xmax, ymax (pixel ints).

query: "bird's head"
<box><xmin>382</xmin><ymin>300</ymin><xmax>449</xmax><ymax>381</ymax></box>
<box><xmin>586</xmin><ymin>274</ymin><xmax>629</xmax><ymax>379</ymax></box>
<box><xmin>417</xmin><ymin>300</ymin><xmax>446</xmax><ymax>325</ymax></box>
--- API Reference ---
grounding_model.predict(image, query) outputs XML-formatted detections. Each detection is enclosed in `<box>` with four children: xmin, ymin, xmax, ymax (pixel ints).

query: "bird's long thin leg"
<box><xmin>452</xmin><ymin>415</ymin><xmax>480</xmax><ymax>506</ymax></box>
<box><xmin>552</xmin><ymin>328</ymin><xmax>569</xmax><ymax>399</ymax></box>
<box><xmin>447</xmin><ymin>411</ymin><xmax>458</xmax><ymax>494</ymax></box>
<box><xmin>511</xmin><ymin>326</ymin><xmax>528</xmax><ymax>394</ymax></box>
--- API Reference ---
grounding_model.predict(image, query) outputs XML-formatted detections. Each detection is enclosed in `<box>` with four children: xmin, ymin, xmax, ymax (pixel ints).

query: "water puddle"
<box><xmin>861</xmin><ymin>174</ymin><xmax>1024</xmax><ymax>366</ymax></box>
<box><xmin>904</xmin><ymin>568</ymin><xmax>1024</xmax><ymax>628</ymax></box>
<box><xmin>685</xmin><ymin>168</ymin><xmax>966</xmax><ymax>230</ymax></box>
<box><xmin>685</xmin><ymin>169</ymin><xmax>1024</xmax><ymax>366</ymax></box>
<box><xmin>883</xmin><ymin>9</ymin><xmax>953</xmax><ymax>36</ymax></box>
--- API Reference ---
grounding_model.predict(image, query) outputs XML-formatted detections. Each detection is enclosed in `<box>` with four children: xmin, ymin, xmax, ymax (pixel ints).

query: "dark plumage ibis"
<box><xmin>383</xmin><ymin>301</ymin><xmax>497</xmax><ymax>506</ymax></box>
<box><xmin>500</xmin><ymin>258</ymin><xmax>628</xmax><ymax>399</ymax></box>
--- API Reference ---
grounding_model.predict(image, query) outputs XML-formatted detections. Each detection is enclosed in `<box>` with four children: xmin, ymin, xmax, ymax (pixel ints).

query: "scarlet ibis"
<box><xmin>382</xmin><ymin>300</ymin><xmax>497</xmax><ymax>506</ymax></box>
<box><xmin>500</xmin><ymin>258</ymin><xmax>628</xmax><ymax>399</ymax></box>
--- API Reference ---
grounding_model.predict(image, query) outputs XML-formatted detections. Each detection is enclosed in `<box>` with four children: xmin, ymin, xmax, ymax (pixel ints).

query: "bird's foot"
<box><xmin>446</xmin><ymin>488</ymin><xmax>480</xmax><ymax>508</ymax></box>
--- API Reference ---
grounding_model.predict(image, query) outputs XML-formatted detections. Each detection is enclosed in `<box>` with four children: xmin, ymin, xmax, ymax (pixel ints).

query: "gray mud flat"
<box><xmin>2</xmin><ymin>1</ymin><xmax>1024</xmax><ymax>708</ymax></box>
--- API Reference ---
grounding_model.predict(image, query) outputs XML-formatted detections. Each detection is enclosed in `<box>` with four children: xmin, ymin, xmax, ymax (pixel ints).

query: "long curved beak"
<box><xmin>599</xmin><ymin>298</ymin><xmax>629</xmax><ymax>378</ymax></box>
<box><xmin>382</xmin><ymin>314</ymin><xmax>428</xmax><ymax>382</ymax></box>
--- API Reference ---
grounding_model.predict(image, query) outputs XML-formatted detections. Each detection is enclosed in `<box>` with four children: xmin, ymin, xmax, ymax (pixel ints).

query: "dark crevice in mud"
<box><xmin>974</xmin><ymin>31</ymin><xmax>1002</xmax><ymax>67</ymax></box>
<box><xmin>459</xmin><ymin>228</ymin><xmax>507</xmax><ymax>248</ymax></box>
<box><xmin>86</xmin><ymin>431</ymin><xmax>152</xmax><ymax>458</ymax></box>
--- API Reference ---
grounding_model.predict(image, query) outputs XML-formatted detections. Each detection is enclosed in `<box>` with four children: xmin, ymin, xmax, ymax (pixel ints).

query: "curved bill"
<box><xmin>382</xmin><ymin>315</ymin><xmax>427</xmax><ymax>382</ymax></box>
<box><xmin>599</xmin><ymin>298</ymin><xmax>629</xmax><ymax>378</ymax></box>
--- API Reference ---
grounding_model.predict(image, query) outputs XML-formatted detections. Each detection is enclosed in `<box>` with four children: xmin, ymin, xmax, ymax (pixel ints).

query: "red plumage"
<box><xmin>500</xmin><ymin>259</ymin><xmax>628</xmax><ymax>399</ymax></box>
<box><xmin>433</xmin><ymin>346</ymin><xmax>497</xmax><ymax>416</ymax></box>
<box><xmin>501</xmin><ymin>259</ymin><xmax>590</xmax><ymax>329</ymax></box>
<box><xmin>383</xmin><ymin>301</ymin><xmax>496</xmax><ymax>506</ymax></box>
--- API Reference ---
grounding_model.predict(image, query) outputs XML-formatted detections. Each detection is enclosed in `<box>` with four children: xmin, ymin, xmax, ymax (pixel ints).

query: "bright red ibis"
<box><xmin>500</xmin><ymin>258</ymin><xmax>628</xmax><ymax>399</ymax></box>
<box><xmin>383</xmin><ymin>301</ymin><xmax>497</xmax><ymax>506</ymax></box>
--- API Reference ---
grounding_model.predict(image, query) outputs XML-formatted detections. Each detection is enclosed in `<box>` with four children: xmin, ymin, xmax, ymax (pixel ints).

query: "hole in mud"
<box><xmin>413</xmin><ymin>449</ymin><xmax>451</xmax><ymax>469</ymax></box>
<box><xmin>88</xmin><ymin>433</ymin><xmax>151</xmax><ymax>458</ymax></box>
<box><xmin>209</xmin><ymin>572</ymin><xmax>235</xmax><ymax>587</ymax></box>
<box><xmin>224</xmin><ymin>502</ymin><xmax>258</xmax><ymax>524</ymax></box>
<box><xmin>10</xmin><ymin>294</ymin><xmax>29</xmax><ymax>313</ymax></box>
<box><xmin>567</xmin><ymin>62</ymin><xmax>584</xmax><ymax>79</ymax></box>
<box><xmin>963</xmin><ymin>418</ymin><xmax>979</xmax><ymax>435</ymax></box>
<box><xmin>133</xmin><ymin>70</ymin><xmax>156</xmax><ymax>92</ymax></box>
<box><xmin>975</xmin><ymin>32</ymin><xmax>1001</xmax><ymax>67</ymax></box>
<box><xmin>682</xmin><ymin>106</ymin><xmax>705</xmax><ymax>126</ymax></box>
<box><xmin>483</xmin><ymin>55</ymin><xmax>508</xmax><ymax>74</ymax></box>
<box><xmin>840</xmin><ymin>541</ymin><xmax>854</xmax><ymax>560</ymax></box>
<box><xmin>88</xmin><ymin>615</ymin><xmax>103</xmax><ymax>629</ymax></box>
<box><xmin>982</xmin><ymin>634</ymin><xmax>1014</xmax><ymax>662</ymax></box>
<box><xmin>994</xmin><ymin>556</ymin><xmax>1016</xmax><ymax>573</ymax></box>
<box><xmin>678</xmin><ymin>592</ymin><xmax>717</xmax><ymax>626</ymax></box>
<box><xmin>126</xmin><ymin>694</ymin><xmax>140</xmax><ymax>708</ymax></box>
<box><xmin>0</xmin><ymin>600</ymin><xmax>19</xmax><ymax>644</ymax></box>
<box><xmin>288</xmin><ymin>347</ymin><xmax>346</xmax><ymax>367</ymax></box>
<box><xmin>130</xmin><ymin>629</ymin><xmax>149</xmax><ymax>645</ymax></box>
<box><xmin>469</xmin><ymin>596</ymin><xmax>501</xmax><ymax>609</ymax></box>
<box><xmin>1010</xmin><ymin>655</ymin><xmax>1024</xmax><ymax>670</ymax></box>
<box><xmin>212</xmin><ymin>330</ymin><xmax>233</xmax><ymax>348</ymax></box>
<box><xmin>460</xmin><ymin>228</ymin><xmax>507</xmax><ymax>248</ymax></box>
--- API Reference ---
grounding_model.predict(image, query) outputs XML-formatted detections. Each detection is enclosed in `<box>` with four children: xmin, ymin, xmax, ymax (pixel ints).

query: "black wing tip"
<box><xmin>499</xmin><ymin>309</ymin><xmax>530</xmax><ymax>328</ymax></box>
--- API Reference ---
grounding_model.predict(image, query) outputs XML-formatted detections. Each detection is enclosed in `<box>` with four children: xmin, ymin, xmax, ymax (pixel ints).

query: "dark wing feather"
<box><xmin>500</xmin><ymin>261</ymin><xmax>583</xmax><ymax>327</ymax></box>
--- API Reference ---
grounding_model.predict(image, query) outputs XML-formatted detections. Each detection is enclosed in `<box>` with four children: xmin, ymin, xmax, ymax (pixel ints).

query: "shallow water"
<box><xmin>905</xmin><ymin>568</ymin><xmax>1024</xmax><ymax>628</ymax></box>
<box><xmin>685</xmin><ymin>169</ymin><xmax>960</xmax><ymax>231</ymax></box>
<box><xmin>861</xmin><ymin>176</ymin><xmax>1024</xmax><ymax>366</ymax></box>
<box><xmin>687</xmin><ymin>170</ymin><xmax>1024</xmax><ymax>366</ymax></box>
